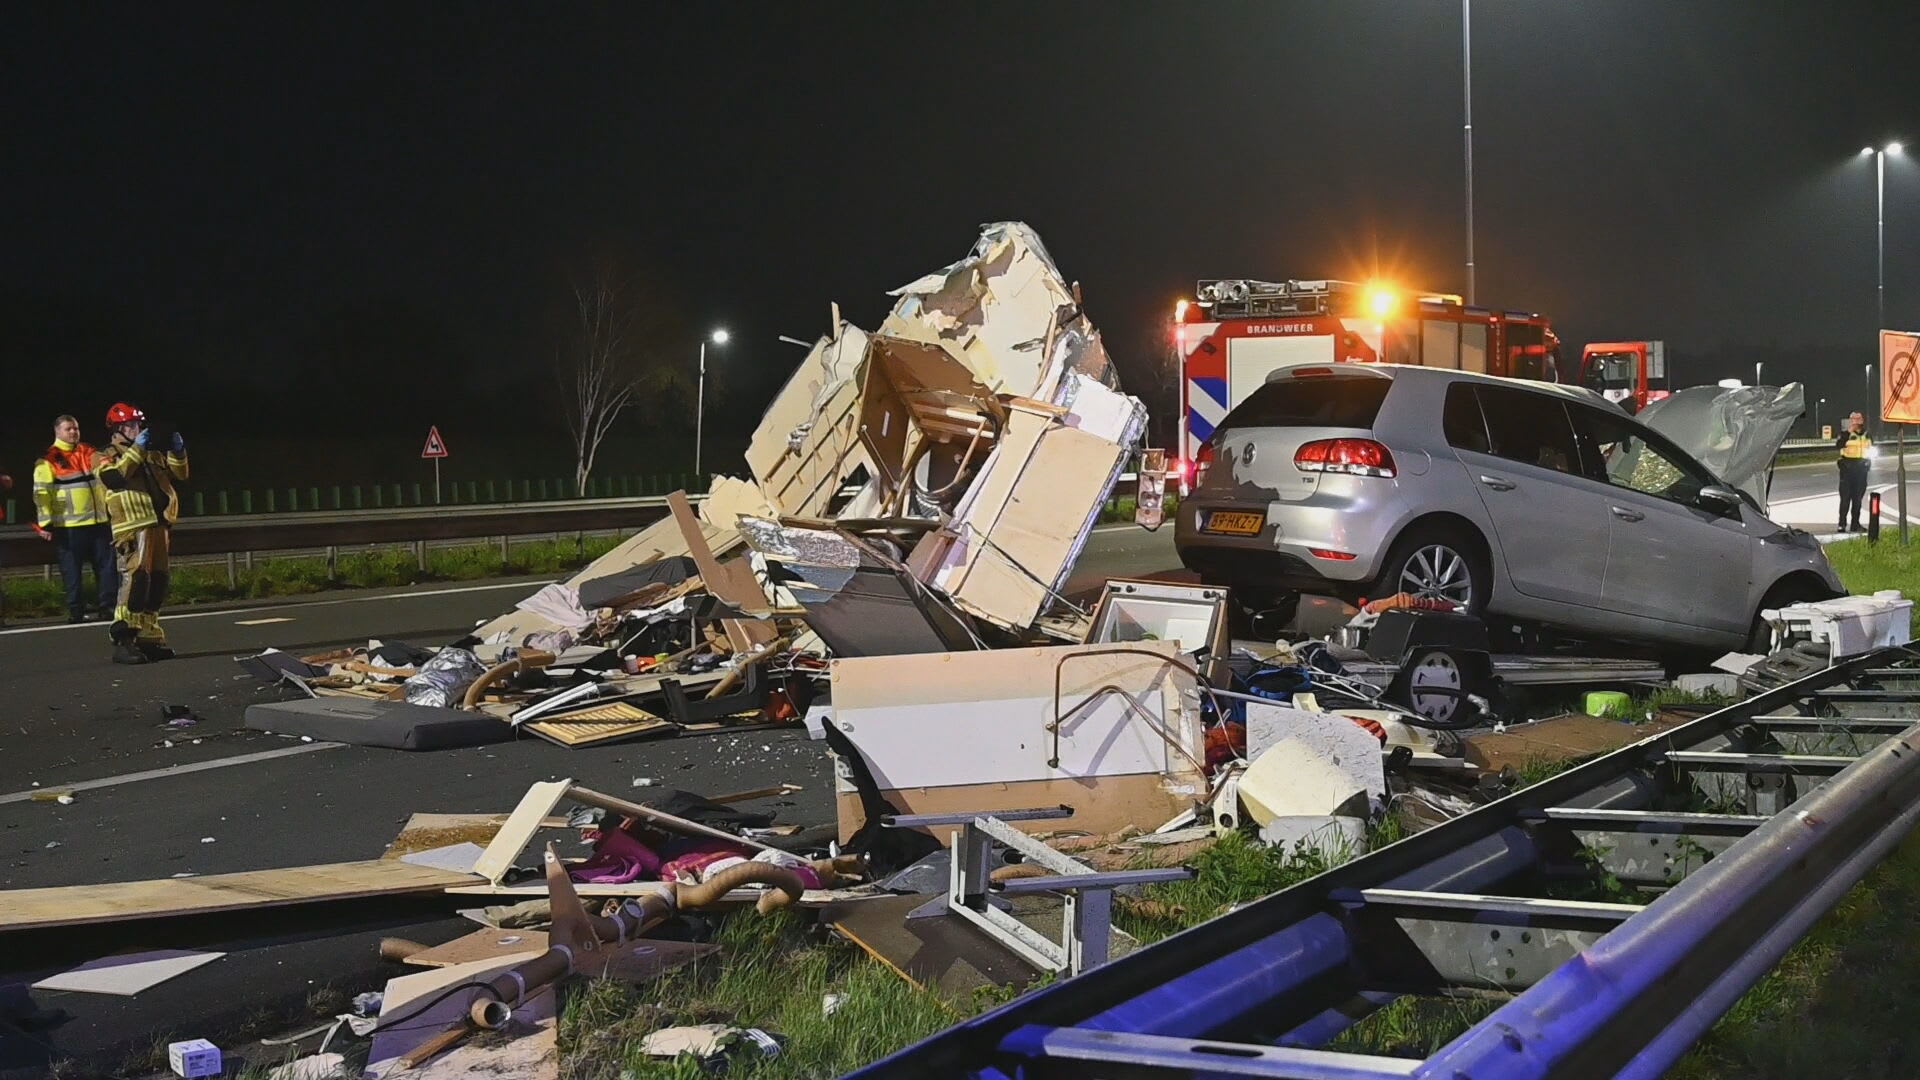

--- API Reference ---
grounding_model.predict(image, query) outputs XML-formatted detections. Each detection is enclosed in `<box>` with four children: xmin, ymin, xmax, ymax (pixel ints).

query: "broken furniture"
<box><xmin>885</xmin><ymin>807</ymin><xmax>1191</xmax><ymax>976</ymax></box>
<box><xmin>828</xmin><ymin>640</ymin><xmax>1207</xmax><ymax>844</ymax></box>
<box><xmin>1762</xmin><ymin>592</ymin><xmax>1914</xmax><ymax>659</ymax></box>
<box><xmin>1085</xmin><ymin>579</ymin><xmax>1230</xmax><ymax>684</ymax></box>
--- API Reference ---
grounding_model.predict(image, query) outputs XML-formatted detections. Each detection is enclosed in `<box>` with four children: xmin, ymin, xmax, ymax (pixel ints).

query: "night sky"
<box><xmin>5</xmin><ymin>2</ymin><xmax>1918</xmax><ymax>487</ymax></box>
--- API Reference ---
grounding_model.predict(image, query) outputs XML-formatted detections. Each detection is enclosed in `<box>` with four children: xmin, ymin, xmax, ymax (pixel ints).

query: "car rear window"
<box><xmin>1222</xmin><ymin>376</ymin><xmax>1391</xmax><ymax>430</ymax></box>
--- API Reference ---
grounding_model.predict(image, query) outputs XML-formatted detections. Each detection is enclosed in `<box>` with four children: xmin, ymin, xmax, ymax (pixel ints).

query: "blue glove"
<box><xmin>171</xmin><ymin>432</ymin><xmax>185</xmax><ymax>453</ymax></box>
<box><xmin>134</xmin><ymin>429</ymin><xmax>150</xmax><ymax>449</ymax></box>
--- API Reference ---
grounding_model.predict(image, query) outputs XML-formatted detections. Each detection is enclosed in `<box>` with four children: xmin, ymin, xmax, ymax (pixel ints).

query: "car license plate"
<box><xmin>1202</xmin><ymin>510</ymin><xmax>1265</xmax><ymax>536</ymax></box>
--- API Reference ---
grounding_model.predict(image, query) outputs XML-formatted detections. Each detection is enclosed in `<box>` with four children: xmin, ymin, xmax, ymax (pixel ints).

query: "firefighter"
<box><xmin>94</xmin><ymin>403</ymin><xmax>189</xmax><ymax>664</ymax></box>
<box><xmin>1836</xmin><ymin>410</ymin><xmax>1872</xmax><ymax>533</ymax></box>
<box><xmin>32</xmin><ymin>414</ymin><xmax>119</xmax><ymax>623</ymax></box>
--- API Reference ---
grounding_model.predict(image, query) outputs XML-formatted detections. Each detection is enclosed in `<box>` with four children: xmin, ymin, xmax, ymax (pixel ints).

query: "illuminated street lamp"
<box><xmin>695</xmin><ymin>328</ymin><xmax>730</xmax><ymax>477</ymax></box>
<box><xmin>1816</xmin><ymin>397</ymin><xmax>1827</xmax><ymax>437</ymax></box>
<box><xmin>1862</xmin><ymin>142</ymin><xmax>1904</xmax><ymax>436</ymax></box>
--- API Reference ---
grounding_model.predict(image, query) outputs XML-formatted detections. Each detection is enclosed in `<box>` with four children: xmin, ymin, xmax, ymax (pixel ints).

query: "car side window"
<box><xmin>1442</xmin><ymin>383</ymin><xmax>1490</xmax><ymax>453</ymax></box>
<box><xmin>1569</xmin><ymin>406</ymin><xmax>1711</xmax><ymax>506</ymax></box>
<box><xmin>1475</xmin><ymin>386</ymin><xmax>1580</xmax><ymax>475</ymax></box>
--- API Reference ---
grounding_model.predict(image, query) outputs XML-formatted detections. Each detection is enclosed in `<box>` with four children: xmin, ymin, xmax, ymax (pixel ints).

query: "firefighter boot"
<box><xmin>133</xmin><ymin>613</ymin><xmax>172</xmax><ymax>661</ymax></box>
<box><xmin>110</xmin><ymin>621</ymin><xmax>148</xmax><ymax>665</ymax></box>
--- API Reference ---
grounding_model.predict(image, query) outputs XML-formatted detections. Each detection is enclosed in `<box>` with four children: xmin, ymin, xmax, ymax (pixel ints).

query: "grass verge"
<box><xmin>0</xmin><ymin>535</ymin><xmax>624</xmax><ymax>620</ymax></box>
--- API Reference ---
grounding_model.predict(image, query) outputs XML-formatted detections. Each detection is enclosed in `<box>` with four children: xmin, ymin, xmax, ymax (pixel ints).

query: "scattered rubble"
<box><xmin>9</xmin><ymin>222</ymin><xmax>1917</xmax><ymax>1076</ymax></box>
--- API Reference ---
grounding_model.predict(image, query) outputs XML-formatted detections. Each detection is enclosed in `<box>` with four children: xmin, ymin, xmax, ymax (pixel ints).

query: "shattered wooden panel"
<box><xmin>745</xmin><ymin>324</ymin><xmax>872</xmax><ymax>518</ymax></box>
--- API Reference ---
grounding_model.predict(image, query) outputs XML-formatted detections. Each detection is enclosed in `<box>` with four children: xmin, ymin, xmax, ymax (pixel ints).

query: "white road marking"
<box><xmin>233</xmin><ymin>617</ymin><xmax>295</xmax><ymax>626</ymax></box>
<box><xmin>0</xmin><ymin>742</ymin><xmax>346</xmax><ymax>805</ymax></box>
<box><xmin>0</xmin><ymin>579</ymin><xmax>546</xmax><ymax>636</ymax></box>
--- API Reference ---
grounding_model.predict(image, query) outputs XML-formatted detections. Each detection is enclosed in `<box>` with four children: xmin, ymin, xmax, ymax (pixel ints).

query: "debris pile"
<box><xmin>238</xmin><ymin>222</ymin><xmax>1144</xmax><ymax>754</ymax></box>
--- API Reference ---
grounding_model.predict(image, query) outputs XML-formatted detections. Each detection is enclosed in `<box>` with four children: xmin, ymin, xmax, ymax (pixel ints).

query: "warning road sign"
<box><xmin>1882</xmin><ymin>330</ymin><xmax>1920</xmax><ymax>424</ymax></box>
<box><xmin>421</xmin><ymin>426</ymin><xmax>449</xmax><ymax>459</ymax></box>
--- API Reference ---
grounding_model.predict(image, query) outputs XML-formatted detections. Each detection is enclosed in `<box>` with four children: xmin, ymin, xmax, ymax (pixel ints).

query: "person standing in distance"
<box><xmin>1836</xmin><ymin>410</ymin><xmax>1872</xmax><ymax>533</ymax></box>
<box><xmin>32</xmin><ymin>414</ymin><xmax>119</xmax><ymax>622</ymax></box>
<box><xmin>94</xmin><ymin>403</ymin><xmax>189</xmax><ymax>663</ymax></box>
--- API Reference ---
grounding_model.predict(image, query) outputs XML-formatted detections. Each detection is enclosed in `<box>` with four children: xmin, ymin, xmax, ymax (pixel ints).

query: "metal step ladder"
<box><xmin>847</xmin><ymin>645</ymin><xmax>1920</xmax><ymax>1080</ymax></box>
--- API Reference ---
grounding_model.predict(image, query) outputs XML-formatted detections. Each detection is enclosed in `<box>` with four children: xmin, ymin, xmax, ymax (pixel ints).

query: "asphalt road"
<box><xmin>1766</xmin><ymin>450</ymin><xmax>1920</xmax><ymax>527</ymax></box>
<box><xmin>0</xmin><ymin>525</ymin><xmax>1184</xmax><ymax>1077</ymax></box>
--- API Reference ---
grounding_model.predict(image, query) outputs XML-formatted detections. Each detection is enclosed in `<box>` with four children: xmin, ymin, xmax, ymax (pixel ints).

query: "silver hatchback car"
<box><xmin>1176</xmin><ymin>365</ymin><xmax>1842</xmax><ymax>652</ymax></box>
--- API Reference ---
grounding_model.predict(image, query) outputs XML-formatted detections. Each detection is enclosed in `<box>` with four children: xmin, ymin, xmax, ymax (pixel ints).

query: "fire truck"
<box><xmin>1173</xmin><ymin>278</ymin><xmax>1559</xmax><ymax>479</ymax></box>
<box><xmin>1576</xmin><ymin>340</ymin><xmax>1670</xmax><ymax>413</ymax></box>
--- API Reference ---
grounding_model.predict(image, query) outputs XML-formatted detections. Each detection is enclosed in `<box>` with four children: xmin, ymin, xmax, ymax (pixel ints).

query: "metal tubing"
<box><xmin>1002</xmin><ymin>1027</ymin><xmax>1420</xmax><ymax>1079</ymax></box>
<box><xmin>1613</xmin><ymin>782</ymin><xmax>1920</xmax><ymax>1080</ymax></box>
<box><xmin>996</xmin><ymin>869</ymin><xmax>1195</xmax><ymax>895</ymax></box>
<box><xmin>1418</xmin><ymin>719</ymin><xmax>1920</xmax><ymax>1080</ymax></box>
<box><xmin>1076</xmin><ymin>913</ymin><xmax>1353</xmax><ymax>1037</ymax></box>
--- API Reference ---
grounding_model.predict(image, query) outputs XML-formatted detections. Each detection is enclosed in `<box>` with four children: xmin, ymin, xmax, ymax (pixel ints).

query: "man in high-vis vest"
<box><xmin>32</xmin><ymin>414</ymin><xmax>119</xmax><ymax>623</ymax></box>
<box><xmin>1836</xmin><ymin>410</ymin><xmax>1872</xmax><ymax>533</ymax></box>
<box><xmin>94</xmin><ymin>402</ymin><xmax>189</xmax><ymax>664</ymax></box>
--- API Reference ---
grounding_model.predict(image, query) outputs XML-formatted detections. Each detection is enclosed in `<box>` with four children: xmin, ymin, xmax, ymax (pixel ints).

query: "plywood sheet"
<box><xmin>0</xmin><ymin>860</ymin><xmax>475</xmax><ymax>931</ymax></box>
<box><xmin>32</xmin><ymin>949</ymin><xmax>225</xmax><ymax>996</ymax></box>
<box><xmin>669</xmin><ymin>491</ymin><xmax>767</xmax><ymax>614</ymax></box>
<box><xmin>1460</xmin><ymin>712</ymin><xmax>1691</xmax><ymax>773</ymax></box>
<box><xmin>746</xmin><ymin>324</ymin><xmax>871</xmax><ymax>518</ymax></box>
<box><xmin>834</xmin><ymin>773</ymin><xmax>1196</xmax><ymax>847</ymax></box>
<box><xmin>470</xmin><ymin>781</ymin><xmax>574</xmax><ymax>886</ymax></box>
<box><xmin>381</xmin><ymin>813</ymin><xmax>568</xmax><ymax>860</ymax></box>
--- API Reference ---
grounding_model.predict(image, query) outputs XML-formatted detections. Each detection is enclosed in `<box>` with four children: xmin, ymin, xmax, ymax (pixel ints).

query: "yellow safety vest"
<box><xmin>1840</xmin><ymin>433</ymin><xmax>1872</xmax><ymax>461</ymax></box>
<box><xmin>32</xmin><ymin>441</ymin><xmax>110</xmax><ymax>529</ymax></box>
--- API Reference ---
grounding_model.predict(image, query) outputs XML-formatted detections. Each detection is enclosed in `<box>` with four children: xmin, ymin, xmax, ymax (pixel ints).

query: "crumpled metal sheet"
<box><xmin>401</xmin><ymin>647</ymin><xmax>489</xmax><ymax>708</ymax></box>
<box><xmin>1639</xmin><ymin>382</ymin><xmax>1805</xmax><ymax>512</ymax></box>
<box><xmin>735</xmin><ymin>515</ymin><xmax>863</xmax><ymax>594</ymax></box>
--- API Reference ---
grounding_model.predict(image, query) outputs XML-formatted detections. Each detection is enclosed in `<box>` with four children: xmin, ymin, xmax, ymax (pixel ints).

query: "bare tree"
<box><xmin>555</xmin><ymin>268</ymin><xmax>685</xmax><ymax>495</ymax></box>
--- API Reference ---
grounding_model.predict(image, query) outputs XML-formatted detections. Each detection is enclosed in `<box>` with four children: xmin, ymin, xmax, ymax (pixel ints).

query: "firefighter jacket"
<box><xmin>32</xmin><ymin>440</ymin><xmax>110</xmax><ymax>529</ymax></box>
<box><xmin>94</xmin><ymin>441</ymin><xmax>190</xmax><ymax>541</ymax></box>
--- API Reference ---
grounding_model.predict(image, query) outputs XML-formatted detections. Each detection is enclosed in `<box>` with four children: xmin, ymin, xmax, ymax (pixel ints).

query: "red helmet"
<box><xmin>106</xmin><ymin>402</ymin><xmax>146</xmax><ymax>426</ymax></box>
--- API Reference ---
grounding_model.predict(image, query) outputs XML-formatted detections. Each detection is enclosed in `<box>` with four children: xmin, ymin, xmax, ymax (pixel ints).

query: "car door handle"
<box><xmin>1610</xmin><ymin>506</ymin><xmax>1646</xmax><ymax>522</ymax></box>
<box><xmin>1478</xmin><ymin>475</ymin><xmax>1516</xmax><ymax>492</ymax></box>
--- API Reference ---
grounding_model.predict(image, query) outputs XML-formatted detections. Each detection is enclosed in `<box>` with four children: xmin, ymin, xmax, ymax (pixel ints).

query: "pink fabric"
<box><xmin>566</xmin><ymin>828</ymin><xmax>664</xmax><ymax>884</ymax></box>
<box><xmin>658</xmin><ymin>843</ymin><xmax>750</xmax><ymax>884</ymax></box>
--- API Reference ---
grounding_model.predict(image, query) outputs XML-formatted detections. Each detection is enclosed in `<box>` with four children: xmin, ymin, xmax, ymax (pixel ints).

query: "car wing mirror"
<box><xmin>1696</xmin><ymin>484</ymin><xmax>1741</xmax><ymax>514</ymax></box>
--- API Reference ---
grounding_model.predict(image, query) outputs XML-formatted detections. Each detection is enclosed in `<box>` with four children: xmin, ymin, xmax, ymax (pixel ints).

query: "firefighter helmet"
<box><xmin>106</xmin><ymin>402</ymin><xmax>146</xmax><ymax>426</ymax></box>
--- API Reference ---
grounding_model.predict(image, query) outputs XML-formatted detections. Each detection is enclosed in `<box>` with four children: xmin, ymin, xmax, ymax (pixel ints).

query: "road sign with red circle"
<box><xmin>1882</xmin><ymin>332</ymin><xmax>1920</xmax><ymax>424</ymax></box>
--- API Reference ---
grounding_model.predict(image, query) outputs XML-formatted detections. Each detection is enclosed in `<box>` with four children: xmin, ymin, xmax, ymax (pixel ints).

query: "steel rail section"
<box><xmin>845</xmin><ymin>645</ymin><xmax>1920</xmax><ymax>1079</ymax></box>
<box><xmin>0</xmin><ymin>495</ymin><xmax>682</xmax><ymax>569</ymax></box>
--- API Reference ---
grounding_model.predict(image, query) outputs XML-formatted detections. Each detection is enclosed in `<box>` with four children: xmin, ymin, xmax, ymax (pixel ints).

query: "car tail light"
<box><xmin>1294</xmin><ymin>438</ymin><xmax>1395</xmax><ymax>478</ymax></box>
<box><xmin>1309</xmin><ymin>548</ymin><xmax>1358</xmax><ymax>561</ymax></box>
<box><xmin>1194</xmin><ymin>443</ymin><xmax>1215</xmax><ymax>485</ymax></box>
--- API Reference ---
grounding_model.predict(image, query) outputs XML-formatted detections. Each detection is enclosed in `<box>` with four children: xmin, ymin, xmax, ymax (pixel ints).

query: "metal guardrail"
<box><xmin>0</xmin><ymin>495</ymin><xmax>685</xmax><ymax>575</ymax></box>
<box><xmin>851</xmin><ymin>646</ymin><xmax>1920</xmax><ymax>1080</ymax></box>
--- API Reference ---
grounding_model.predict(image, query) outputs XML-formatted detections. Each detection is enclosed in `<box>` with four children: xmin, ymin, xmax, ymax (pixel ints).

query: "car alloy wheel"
<box><xmin>1400</xmin><ymin>544</ymin><xmax>1474</xmax><ymax>607</ymax></box>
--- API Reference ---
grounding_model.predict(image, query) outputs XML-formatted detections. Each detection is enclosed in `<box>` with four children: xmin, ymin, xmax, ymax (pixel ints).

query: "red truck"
<box><xmin>1577</xmin><ymin>340</ymin><xmax>1670</xmax><ymax>413</ymax></box>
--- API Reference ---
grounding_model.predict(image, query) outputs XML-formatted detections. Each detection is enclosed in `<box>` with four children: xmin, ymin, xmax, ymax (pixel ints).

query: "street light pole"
<box><xmin>1865</xmin><ymin>143</ymin><xmax>1905</xmax><ymax>539</ymax></box>
<box><xmin>1755</xmin><ymin>361</ymin><xmax>1764</xmax><ymax>388</ymax></box>
<box><xmin>1816</xmin><ymin>397</ymin><xmax>1826</xmax><ymax>438</ymax></box>
<box><xmin>694</xmin><ymin>328</ymin><xmax>730</xmax><ymax>480</ymax></box>
<box><xmin>1462</xmin><ymin>0</ymin><xmax>1475</xmax><ymax>305</ymax></box>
